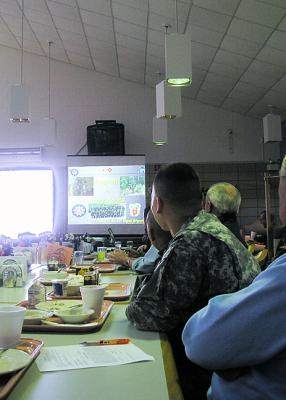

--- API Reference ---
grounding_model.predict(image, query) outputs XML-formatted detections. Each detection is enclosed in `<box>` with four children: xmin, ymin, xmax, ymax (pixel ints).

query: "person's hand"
<box><xmin>108</xmin><ymin>249</ymin><xmax>129</xmax><ymax>266</ymax></box>
<box><xmin>136</xmin><ymin>244</ymin><xmax>148</xmax><ymax>256</ymax></box>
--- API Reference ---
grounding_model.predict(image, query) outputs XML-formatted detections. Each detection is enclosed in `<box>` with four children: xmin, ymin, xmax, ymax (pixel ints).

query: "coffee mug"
<box><xmin>80</xmin><ymin>285</ymin><xmax>106</xmax><ymax>318</ymax></box>
<box><xmin>0</xmin><ymin>305</ymin><xmax>25</xmax><ymax>348</ymax></box>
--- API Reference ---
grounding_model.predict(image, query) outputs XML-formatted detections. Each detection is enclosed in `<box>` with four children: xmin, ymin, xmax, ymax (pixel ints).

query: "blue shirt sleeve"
<box><xmin>182</xmin><ymin>254</ymin><xmax>286</xmax><ymax>370</ymax></box>
<box><xmin>131</xmin><ymin>244</ymin><xmax>159</xmax><ymax>274</ymax></box>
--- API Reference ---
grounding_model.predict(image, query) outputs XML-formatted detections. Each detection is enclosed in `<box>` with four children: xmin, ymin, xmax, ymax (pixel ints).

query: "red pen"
<box><xmin>80</xmin><ymin>338</ymin><xmax>130</xmax><ymax>346</ymax></box>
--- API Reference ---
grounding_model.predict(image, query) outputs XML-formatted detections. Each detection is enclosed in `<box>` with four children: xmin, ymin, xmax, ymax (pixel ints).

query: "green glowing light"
<box><xmin>167</xmin><ymin>78</ymin><xmax>192</xmax><ymax>86</ymax></box>
<box><xmin>153</xmin><ymin>141</ymin><xmax>166</xmax><ymax>146</ymax></box>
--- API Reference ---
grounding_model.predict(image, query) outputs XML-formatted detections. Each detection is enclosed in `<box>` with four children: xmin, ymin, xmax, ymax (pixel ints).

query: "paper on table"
<box><xmin>36</xmin><ymin>344</ymin><xmax>154</xmax><ymax>372</ymax></box>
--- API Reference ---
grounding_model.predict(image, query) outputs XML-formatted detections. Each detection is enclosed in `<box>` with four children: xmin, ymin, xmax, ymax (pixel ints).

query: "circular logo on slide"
<box><xmin>70</xmin><ymin>169</ymin><xmax>79</xmax><ymax>176</ymax></box>
<box><xmin>72</xmin><ymin>204</ymin><xmax>86</xmax><ymax>218</ymax></box>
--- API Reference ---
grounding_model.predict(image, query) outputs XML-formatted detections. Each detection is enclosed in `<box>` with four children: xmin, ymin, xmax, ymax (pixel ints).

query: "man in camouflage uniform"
<box><xmin>126</xmin><ymin>163</ymin><xmax>260</xmax><ymax>400</ymax></box>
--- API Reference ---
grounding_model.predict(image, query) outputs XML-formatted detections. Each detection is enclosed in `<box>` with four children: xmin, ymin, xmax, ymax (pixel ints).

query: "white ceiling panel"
<box><xmin>0</xmin><ymin>1</ymin><xmax>22</xmax><ymax>17</ymax></box>
<box><xmin>88</xmin><ymin>38</ymin><xmax>115</xmax><ymax>52</ymax></box>
<box><xmin>85</xmin><ymin>24</ymin><xmax>115</xmax><ymax>43</ymax></box>
<box><xmin>200</xmin><ymin>72</ymin><xmax>237</xmax><ymax>96</ymax></box>
<box><xmin>228</xmin><ymin>18</ymin><xmax>273</xmax><ymax>43</ymax></box>
<box><xmin>213</xmin><ymin>49</ymin><xmax>251</xmax><ymax>70</ymax></box>
<box><xmin>257</xmin><ymin>89</ymin><xmax>286</xmax><ymax>109</ymax></box>
<box><xmin>188</xmin><ymin>25</ymin><xmax>224</xmax><ymax>48</ymax></box>
<box><xmin>77</xmin><ymin>0</ymin><xmax>111</xmax><ymax>16</ymax></box>
<box><xmin>47</xmin><ymin>1</ymin><xmax>80</xmax><ymax>21</ymax></box>
<box><xmin>148</xmin><ymin>12</ymin><xmax>185</xmax><ymax>34</ymax></box>
<box><xmin>116</xmin><ymin>33</ymin><xmax>145</xmax><ymax>52</ymax></box>
<box><xmin>236</xmin><ymin>0</ymin><xmax>285</xmax><ymax>28</ymax></box>
<box><xmin>0</xmin><ymin>33</ymin><xmax>19</xmax><ymax>48</ymax></box>
<box><xmin>221</xmin><ymin>35</ymin><xmax>263</xmax><ymax>58</ymax></box>
<box><xmin>58</xmin><ymin>30</ymin><xmax>87</xmax><ymax>47</ymax></box>
<box><xmin>247</xmin><ymin>59</ymin><xmax>285</xmax><ymax>77</ymax></box>
<box><xmin>23</xmin><ymin>0</ymin><xmax>48</xmax><ymax>12</ymax></box>
<box><xmin>112</xmin><ymin>0</ymin><xmax>148</xmax><ymax>12</ymax></box>
<box><xmin>223</xmin><ymin>97</ymin><xmax>254</xmax><ymax>114</ymax></box>
<box><xmin>240</xmin><ymin>69</ymin><xmax>282</xmax><ymax>89</ymax></box>
<box><xmin>80</xmin><ymin>9</ymin><xmax>113</xmax><ymax>30</ymax></box>
<box><xmin>93</xmin><ymin>60</ymin><xmax>118</xmax><ymax>76</ymax></box>
<box><xmin>51</xmin><ymin>0</ymin><xmax>77</xmax><ymax>6</ymax></box>
<box><xmin>147</xmin><ymin>41</ymin><xmax>164</xmax><ymax>58</ymax></box>
<box><xmin>147</xmin><ymin>28</ymin><xmax>164</xmax><ymax>46</ymax></box>
<box><xmin>257</xmin><ymin>0</ymin><xmax>286</xmax><ymax>8</ymax></box>
<box><xmin>111</xmin><ymin>3</ymin><xmax>147</xmax><ymax>27</ymax></box>
<box><xmin>197</xmin><ymin>89</ymin><xmax>226</xmax><ymax>106</ymax></box>
<box><xmin>53</xmin><ymin>15</ymin><xmax>84</xmax><ymax>34</ymax></box>
<box><xmin>145</xmin><ymin>73</ymin><xmax>160</xmax><ymax>87</ymax></box>
<box><xmin>278</xmin><ymin>14</ymin><xmax>286</xmax><ymax>30</ymax></box>
<box><xmin>209</xmin><ymin>62</ymin><xmax>243</xmax><ymax>80</ymax></box>
<box><xmin>189</xmin><ymin>6</ymin><xmax>231</xmax><ymax>33</ymax></box>
<box><xmin>193</xmin><ymin>0</ymin><xmax>240</xmax><ymax>16</ymax></box>
<box><xmin>191</xmin><ymin>42</ymin><xmax>217</xmax><ymax>69</ymax></box>
<box><xmin>23</xmin><ymin>8</ymin><xmax>54</xmax><ymax>26</ymax></box>
<box><xmin>266</xmin><ymin>29</ymin><xmax>286</xmax><ymax>51</ymax></box>
<box><xmin>114</xmin><ymin>19</ymin><xmax>146</xmax><ymax>41</ymax></box>
<box><xmin>257</xmin><ymin>46</ymin><xmax>286</xmax><ymax>67</ymax></box>
<box><xmin>146</xmin><ymin>53</ymin><xmax>165</xmax><ymax>71</ymax></box>
<box><xmin>119</xmin><ymin>65</ymin><xmax>144</xmax><ymax>83</ymax></box>
<box><xmin>272</xmin><ymin>76</ymin><xmax>286</xmax><ymax>93</ymax></box>
<box><xmin>67</xmin><ymin>51</ymin><xmax>93</xmax><ymax>69</ymax></box>
<box><xmin>230</xmin><ymin>81</ymin><xmax>267</xmax><ymax>100</ymax></box>
<box><xmin>149</xmin><ymin>0</ymin><xmax>190</xmax><ymax>24</ymax></box>
<box><xmin>30</xmin><ymin>21</ymin><xmax>60</xmax><ymax>41</ymax></box>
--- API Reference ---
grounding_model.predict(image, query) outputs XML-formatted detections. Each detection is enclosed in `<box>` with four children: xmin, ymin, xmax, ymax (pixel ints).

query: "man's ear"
<box><xmin>156</xmin><ymin>196</ymin><xmax>164</xmax><ymax>214</ymax></box>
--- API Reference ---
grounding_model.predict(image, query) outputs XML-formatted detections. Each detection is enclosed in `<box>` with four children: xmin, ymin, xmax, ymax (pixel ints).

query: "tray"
<box><xmin>0</xmin><ymin>338</ymin><xmax>43</xmax><ymax>400</ymax></box>
<box><xmin>20</xmin><ymin>300</ymin><xmax>113</xmax><ymax>333</ymax></box>
<box><xmin>68</xmin><ymin>264</ymin><xmax>117</xmax><ymax>273</ymax></box>
<box><xmin>49</xmin><ymin>283</ymin><xmax>131</xmax><ymax>301</ymax></box>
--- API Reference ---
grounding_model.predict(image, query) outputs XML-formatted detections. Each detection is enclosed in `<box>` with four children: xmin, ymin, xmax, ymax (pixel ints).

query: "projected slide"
<box><xmin>68</xmin><ymin>165</ymin><xmax>145</xmax><ymax>226</ymax></box>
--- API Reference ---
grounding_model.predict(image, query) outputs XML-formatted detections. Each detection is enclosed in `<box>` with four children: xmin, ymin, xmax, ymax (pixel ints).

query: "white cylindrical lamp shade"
<box><xmin>153</xmin><ymin>117</ymin><xmax>168</xmax><ymax>145</ymax></box>
<box><xmin>165</xmin><ymin>33</ymin><xmax>192</xmax><ymax>87</ymax></box>
<box><xmin>10</xmin><ymin>84</ymin><xmax>30</xmax><ymax>123</ymax></box>
<box><xmin>156</xmin><ymin>81</ymin><xmax>182</xmax><ymax>119</ymax></box>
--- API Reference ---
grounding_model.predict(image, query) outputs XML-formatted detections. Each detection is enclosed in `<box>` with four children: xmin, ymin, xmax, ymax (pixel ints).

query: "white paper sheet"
<box><xmin>36</xmin><ymin>344</ymin><xmax>154</xmax><ymax>372</ymax></box>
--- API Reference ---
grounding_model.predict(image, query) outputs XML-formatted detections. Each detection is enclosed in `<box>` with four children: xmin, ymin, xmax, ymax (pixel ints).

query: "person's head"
<box><xmin>279</xmin><ymin>155</ymin><xmax>286</xmax><ymax>224</ymax></box>
<box><xmin>151</xmin><ymin>163</ymin><xmax>201</xmax><ymax>233</ymax></box>
<box><xmin>146</xmin><ymin>211</ymin><xmax>172</xmax><ymax>251</ymax></box>
<box><xmin>205</xmin><ymin>182</ymin><xmax>241</xmax><ymax>217</ymax></box>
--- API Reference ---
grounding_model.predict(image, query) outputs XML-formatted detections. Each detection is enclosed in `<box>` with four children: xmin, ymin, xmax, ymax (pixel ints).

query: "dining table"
<box><xmin>0</xmin><ymin>265</ymin><xmax>183</xmax><ymax>400</ymax></box>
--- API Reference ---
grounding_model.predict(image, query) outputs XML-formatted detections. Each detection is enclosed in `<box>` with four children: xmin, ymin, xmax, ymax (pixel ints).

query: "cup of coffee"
<box><xmin>0</xmin><ymin>305</ymin><xmax>25</xmax><ymax>348</ymax></box>
<box><xmin>80</xmin><ymin>285</ymin><xmax>106</xmax><ymax>318</ymax></box>
<box><xmin>97</xmin><ymin>247</ymin><xmax>107</xmax><ymax>262</ymax></box>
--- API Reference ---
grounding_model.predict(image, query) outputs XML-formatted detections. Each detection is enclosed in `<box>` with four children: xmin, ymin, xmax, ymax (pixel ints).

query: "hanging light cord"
<box><xmin>175</xmin><ymin>0</ymin><xmax>178</xmax><ymax>33</ymax></box>
<box><xmin>48</xmin><ymin>41</ymin><xmax>51</xmax><ymax>118</ymax></box>
<box><xmin>20</xmin><ymin>0</ymin><xmax>24</xmax><ymax>84</ymax></box>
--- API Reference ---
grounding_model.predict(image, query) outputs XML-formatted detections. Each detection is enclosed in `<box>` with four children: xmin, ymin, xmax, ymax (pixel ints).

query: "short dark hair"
<box><xmin>153</xmin><ymin>163</ymin><xmax>201</xmax><ymax>213</ymax></box>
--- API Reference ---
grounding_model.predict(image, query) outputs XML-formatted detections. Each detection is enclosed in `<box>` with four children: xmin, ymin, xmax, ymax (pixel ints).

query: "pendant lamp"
<box><xmin>10</xmin><ymin>0</ymin><xmax>30</xmax><ymax>123</ymax></box>
<box><xmin>153</xmin><ymin>117</ymin><xmax>168</xmax><ymax>146</ymax></box>
<box><xmin>156</xmin><ymin>80</ymin><xmax>181</xmax><ymax>119</ymax></box>
<box><xmin>165</xmin><ymin>0</ymin><xmax>192</xmax><ymax>87</ymax></box>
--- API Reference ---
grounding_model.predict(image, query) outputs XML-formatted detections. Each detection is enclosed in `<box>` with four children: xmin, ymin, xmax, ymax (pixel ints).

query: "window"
<box><xmin>0</xmin><ymin>169</ymin><xmax>54</xmax><ymax>238</ymax></box>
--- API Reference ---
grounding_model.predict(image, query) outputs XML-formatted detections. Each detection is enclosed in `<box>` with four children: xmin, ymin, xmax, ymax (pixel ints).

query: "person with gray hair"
<box><xmin>182</xmin><ymin>154</ymin><xmax>286</xmax><ymax>400</ymax></box>
<box><xmin>204</xmin><ymin>182</ymin><xmax>245</xmax><ymax>245</ymax></box>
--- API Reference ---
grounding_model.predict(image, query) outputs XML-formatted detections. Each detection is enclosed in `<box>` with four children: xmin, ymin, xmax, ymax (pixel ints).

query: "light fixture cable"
<box><xmin>175</xmin><ymin>0</ymin><xmax>178</xmax><ymax>33</ymax></box>
<box><xmin>20</xmin><ymin>0</ymin><xmax>24</xmax><ymax>85</ymax></box>
<box><xmin>48</xmin><ymin>41</ymin><xmax>52</xmax><ymax>119</ymax></box>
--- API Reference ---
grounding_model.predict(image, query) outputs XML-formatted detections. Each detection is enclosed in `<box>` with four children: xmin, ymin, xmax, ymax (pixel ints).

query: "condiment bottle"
<box><xmin>28</xmin><ymin>281</ymin><xmax>46</xmax><ymax>307</ymax></box>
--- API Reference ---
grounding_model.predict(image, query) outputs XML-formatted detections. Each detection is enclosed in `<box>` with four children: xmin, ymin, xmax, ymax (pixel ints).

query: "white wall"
<box><xmin>0</xmin><ymin>45</ymin><xmax>279</xmax><ymax>168</ymax></box>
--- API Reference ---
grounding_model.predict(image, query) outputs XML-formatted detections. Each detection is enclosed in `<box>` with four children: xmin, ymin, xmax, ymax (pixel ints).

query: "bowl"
<box><xmin>54</xmin><ymin>307</ymin><xmax>94</xmax><ymax>324</ymax></box>
<box><xmin>24</xmin><ymin>309</ymin><xmax>52</xmax><ymax>325</ymax></box>
<box><xmin>43</xmin><ymin>271</ymin><xmax>68</xmax><ymax>281</ymax></box>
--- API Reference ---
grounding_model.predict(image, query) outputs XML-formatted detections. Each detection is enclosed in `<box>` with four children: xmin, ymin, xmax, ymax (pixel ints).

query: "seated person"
<box><xmin>243</xmin><ymin>210</ymin><xmax>274</xmax><ymax>244</ymax></box>
<box><xmin>109</xmin><ymin>211</ymin><xmax>171</xmax><ymax>275</ymax></box>
<box><xmin>182</xmin><ymin>154</ymin><xmax>286</xmax><ymax>400</ymax></box>
<box><xmin>204</xmin><ymin>182</ymin><xmax>246</xmax><ymax>245</ymax></box>
<box><xmin>126</xmin><ymin>163</ymin><xmax>260</xmax><ymax>399</ymax></box>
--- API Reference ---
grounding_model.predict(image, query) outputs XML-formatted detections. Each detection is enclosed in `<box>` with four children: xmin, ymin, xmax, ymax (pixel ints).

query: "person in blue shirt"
<box><xmin>182</xmin><ymin>155</ymin><xmax>286</xmax><ymax>400</ymax></box>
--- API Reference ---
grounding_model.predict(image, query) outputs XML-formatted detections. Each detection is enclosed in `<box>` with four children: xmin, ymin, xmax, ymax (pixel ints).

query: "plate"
<box><xmin>24</xmin><ymin>310</ymin><xmax>52</xmax><ymax>325</ymax></box>
<box><xmin>0</xmin><ymin>349</ymin><xmax>32</xmax><ymax>376</ymax></box>
<box><xmin>35</xmin><ymin>300</ymin><xmax>82</xmax><ymax>312</ymax></box>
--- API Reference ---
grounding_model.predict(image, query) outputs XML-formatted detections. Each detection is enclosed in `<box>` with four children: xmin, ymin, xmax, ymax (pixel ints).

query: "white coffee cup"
<box><xmin>80</xmin><ymin>285</ymin><xmax>106</xmax><ymax>318</ymax></box>
<box><xmin>250</xmin><ymin>231</ymin><xmax>257</xmax><ymax>241</ymax></box>
<box><xmin>0</xmin><ymin>305</ymin><xmax>25</xmax><ymax>348</ymax></box>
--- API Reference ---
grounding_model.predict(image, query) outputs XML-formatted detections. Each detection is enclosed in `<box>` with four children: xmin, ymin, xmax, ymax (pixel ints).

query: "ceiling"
<box><xmin>1</xmin><ymin>0</ymin><xmax>286</xmax><ymax>120</ymax></box>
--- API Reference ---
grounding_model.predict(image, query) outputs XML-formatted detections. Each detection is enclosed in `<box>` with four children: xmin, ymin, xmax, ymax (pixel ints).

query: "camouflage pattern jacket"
<box><xmin>126</xmin><ymin>211</ymin><xmax>260</xmax><ymax>332</ymax></box>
